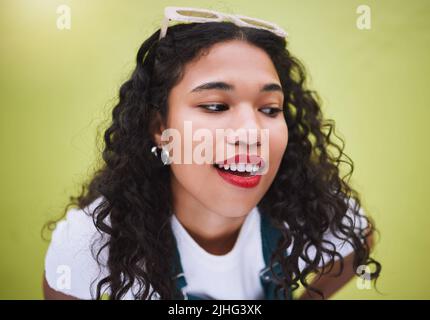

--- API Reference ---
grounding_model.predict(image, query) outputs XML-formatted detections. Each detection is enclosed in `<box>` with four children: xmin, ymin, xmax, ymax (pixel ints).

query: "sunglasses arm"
<box><xmin>159</xmin><ymin>16</ymin><xmax>170</xmax><ymax>40</ymax></box>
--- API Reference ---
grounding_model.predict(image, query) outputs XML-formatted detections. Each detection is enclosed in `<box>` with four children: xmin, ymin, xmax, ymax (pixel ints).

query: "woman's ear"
<box><xmin>149</xmin><ymin>111</ymin><xmax>166</xmax><ymax>146</ymax></box>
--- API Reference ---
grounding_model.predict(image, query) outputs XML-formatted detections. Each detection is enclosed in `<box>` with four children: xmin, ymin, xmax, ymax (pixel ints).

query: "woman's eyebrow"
<box><xmin>189</xmin><ymin>81</ymin><xmax>283</xmax><ymax>94</ymax></box>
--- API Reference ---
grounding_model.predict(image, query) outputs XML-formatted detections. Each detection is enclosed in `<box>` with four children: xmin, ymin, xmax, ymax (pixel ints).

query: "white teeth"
<box><xmin>237</xmin><ymin>163</ymin><xmax>246</xmax><ymax>172</ymax></box>
<box><xmin>216</xmin><ymin>162</ymin><xmax>261</xmax><ymax>173</ymax></box>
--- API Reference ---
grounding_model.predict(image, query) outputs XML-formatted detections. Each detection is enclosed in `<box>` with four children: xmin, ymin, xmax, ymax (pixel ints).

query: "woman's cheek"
<box><xmin>268</xmin><ymin>125</ymin><xmax>288</xmax><ymax>176</ymax></box>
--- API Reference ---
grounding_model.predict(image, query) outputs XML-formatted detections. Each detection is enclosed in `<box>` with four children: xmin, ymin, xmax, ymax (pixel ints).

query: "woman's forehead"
<box><xmin>176</xmin><ymin>40</ymin><xmax>281</xmax><ymax>95</ymax></box>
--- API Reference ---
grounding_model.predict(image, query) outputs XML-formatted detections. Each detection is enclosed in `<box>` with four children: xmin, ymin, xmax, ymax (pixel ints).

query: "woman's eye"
<box><xmin>198</xmin><ymin>104</ymin><xmax>229</xmax><ymax>112</ymax></box>
<box><xmin>260</xmin><ymin>106</ymin><xmax>283</xmax><ymax>117</ymax></box>
<box><xmin>198</xmin><ymin>104</ymin><xmax>282</xmax><ymax>117</ymax></box>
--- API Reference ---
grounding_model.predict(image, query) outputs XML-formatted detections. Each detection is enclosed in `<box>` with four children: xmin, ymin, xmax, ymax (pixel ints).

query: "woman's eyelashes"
<box><xmin>197</xmin><ymin>104</ymin><xmax>283</xmax><ymax>117</ymax></box>
<box><xmin>259</xmin><ymin>106</ymin><xmax>283</xmax><ymax>117</ymax></box>
<box><xmin>198</xmin><ymin>103</ymin><xmax>229</xmax><ymax>112</ymax></box>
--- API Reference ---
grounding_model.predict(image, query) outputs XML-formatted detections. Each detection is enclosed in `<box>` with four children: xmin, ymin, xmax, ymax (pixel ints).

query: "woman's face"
<box><xmin>156</xmin><ymin>40</ymin><xmax>288</xmax><ymax>218</ymax></box>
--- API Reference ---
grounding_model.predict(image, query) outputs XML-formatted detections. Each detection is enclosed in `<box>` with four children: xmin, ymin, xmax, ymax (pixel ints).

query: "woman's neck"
<box><xmin>171</xmin><ymin>178</ymin><xmax>247</xmax><ymax>255</ymax></box>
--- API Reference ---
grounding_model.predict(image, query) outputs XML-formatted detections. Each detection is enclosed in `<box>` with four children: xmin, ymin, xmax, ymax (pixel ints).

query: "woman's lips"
<box><xmin>215</xmin><ymin>167</ymin><xmax>262</xmax><ymax>188</ymax></box>
<box><xmin>213</xmin><ymin>154</ymin><xmax>264</xmax><ymax>188</ymax></box>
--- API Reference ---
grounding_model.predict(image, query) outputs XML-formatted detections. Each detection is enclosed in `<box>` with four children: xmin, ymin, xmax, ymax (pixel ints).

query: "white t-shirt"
<box><xmin>44</xmin><ymin>196</ymin><xmax>367</xmax><ymax>299</ymax></box>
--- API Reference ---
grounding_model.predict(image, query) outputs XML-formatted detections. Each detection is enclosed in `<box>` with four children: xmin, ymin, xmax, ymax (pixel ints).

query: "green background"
<box><xmin>1</xmin><ymin>0</ymin><xmax>429</xmax><ymax>299</ymax></box>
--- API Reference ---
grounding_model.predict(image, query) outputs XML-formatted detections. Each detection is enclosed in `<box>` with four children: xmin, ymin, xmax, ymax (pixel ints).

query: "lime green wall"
<box><xmin>1</xmin><ymin>0</ymin><xmax>429</xmax><ymax>299</ymax></box>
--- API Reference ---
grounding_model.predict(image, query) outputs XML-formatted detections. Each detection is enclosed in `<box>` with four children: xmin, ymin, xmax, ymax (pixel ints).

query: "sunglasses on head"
<box><xmin>159</xmin><ymin>6</ymin><xmax>288</xmax><ymax>40</ymax></box>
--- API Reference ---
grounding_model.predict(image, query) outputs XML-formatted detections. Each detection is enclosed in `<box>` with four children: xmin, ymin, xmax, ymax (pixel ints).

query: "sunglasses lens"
<box><xmin>240</xmin><ymin>18</ymin><xmax>276</xmax><ymax>30</ymax></box>
<box><xmin>176</xmin><ymin>10</ymin><xmax>219</xmax><ymax>19</ymax></box>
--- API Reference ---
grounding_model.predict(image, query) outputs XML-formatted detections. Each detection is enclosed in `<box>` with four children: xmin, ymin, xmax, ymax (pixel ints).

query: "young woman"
<box><xmin>43</xmin><ymin>8</ymin><xmax>381</xmax><ymax>300</ymax></box>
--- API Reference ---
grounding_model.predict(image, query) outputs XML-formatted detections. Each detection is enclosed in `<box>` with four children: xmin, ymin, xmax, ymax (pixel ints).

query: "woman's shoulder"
<box><xmin>321</xmin><ymin>197</ymin><xmax>369</xmax><ymax>255</ymax></box>
<box><xmin>278</xmin><ymin>196</ymin><xmax>370</xmax><ymax>268</ymax></box>
<box><xmin>44</xmin><ymin>196</ymin><xmax>109</xmax><ymax>299</ymax></box>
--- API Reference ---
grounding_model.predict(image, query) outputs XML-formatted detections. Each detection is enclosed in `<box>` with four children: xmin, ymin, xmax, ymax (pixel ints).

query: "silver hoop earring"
<box><xmin>160</xmin><ymin>147</ymin><xmax>172</xmax><ymax>165</ymax></box>
<box><xmin>151</xmin><ymin>145</ymin><xmax>172</xmax><ymax>165</ymax></box>
<box><xmin>151</xmin><ymin>146</ymin><xmax>158</xmax><ymax>157</ymax></box>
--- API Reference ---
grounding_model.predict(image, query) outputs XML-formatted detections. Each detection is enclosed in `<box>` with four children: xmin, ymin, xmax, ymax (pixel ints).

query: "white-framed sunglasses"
<box><xmin>159</xmin><ymin>6</ymin><xmax>288</xmax><ymax>40</ymax></box>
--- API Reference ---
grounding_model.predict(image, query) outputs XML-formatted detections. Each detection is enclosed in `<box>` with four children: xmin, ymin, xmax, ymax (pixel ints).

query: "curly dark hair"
<box><xmin>45</xmin><ymin>21</ymin><xmax>381</xmax><ymax>300</ymax></box>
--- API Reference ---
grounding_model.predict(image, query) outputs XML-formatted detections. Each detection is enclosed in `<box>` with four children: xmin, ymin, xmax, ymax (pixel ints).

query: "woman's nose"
<box><xmin>226</xmin><ymin>105</ymin><xmax>262</xmax><ymax>147</ymax></box>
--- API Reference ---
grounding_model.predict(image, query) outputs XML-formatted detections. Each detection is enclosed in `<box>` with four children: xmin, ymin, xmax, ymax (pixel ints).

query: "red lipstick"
<box><xmin>214</xmin><ymin>154</ymin><xmax>265</xmax><ymax>188</ymax></box>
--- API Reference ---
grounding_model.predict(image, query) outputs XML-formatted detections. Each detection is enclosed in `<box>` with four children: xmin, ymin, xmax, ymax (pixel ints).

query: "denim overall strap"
<box><xmin>259</xmin><ymin>210</ymin><xmax>292</xmax><ymax>300</ymax></box>
<box><xmin>171</xmin><ymin>234</ymin><xmax>214</xmax><ymax>300</ymax></box>
<box><xmin>171</xmin><ymin>210</ymin><xmax>292</xmax><ymax>300</ymax></box>
<box><xmin>171</xmin><ymin>237</ymin><xmax>191</xmax><ymax>300</ymax></box>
